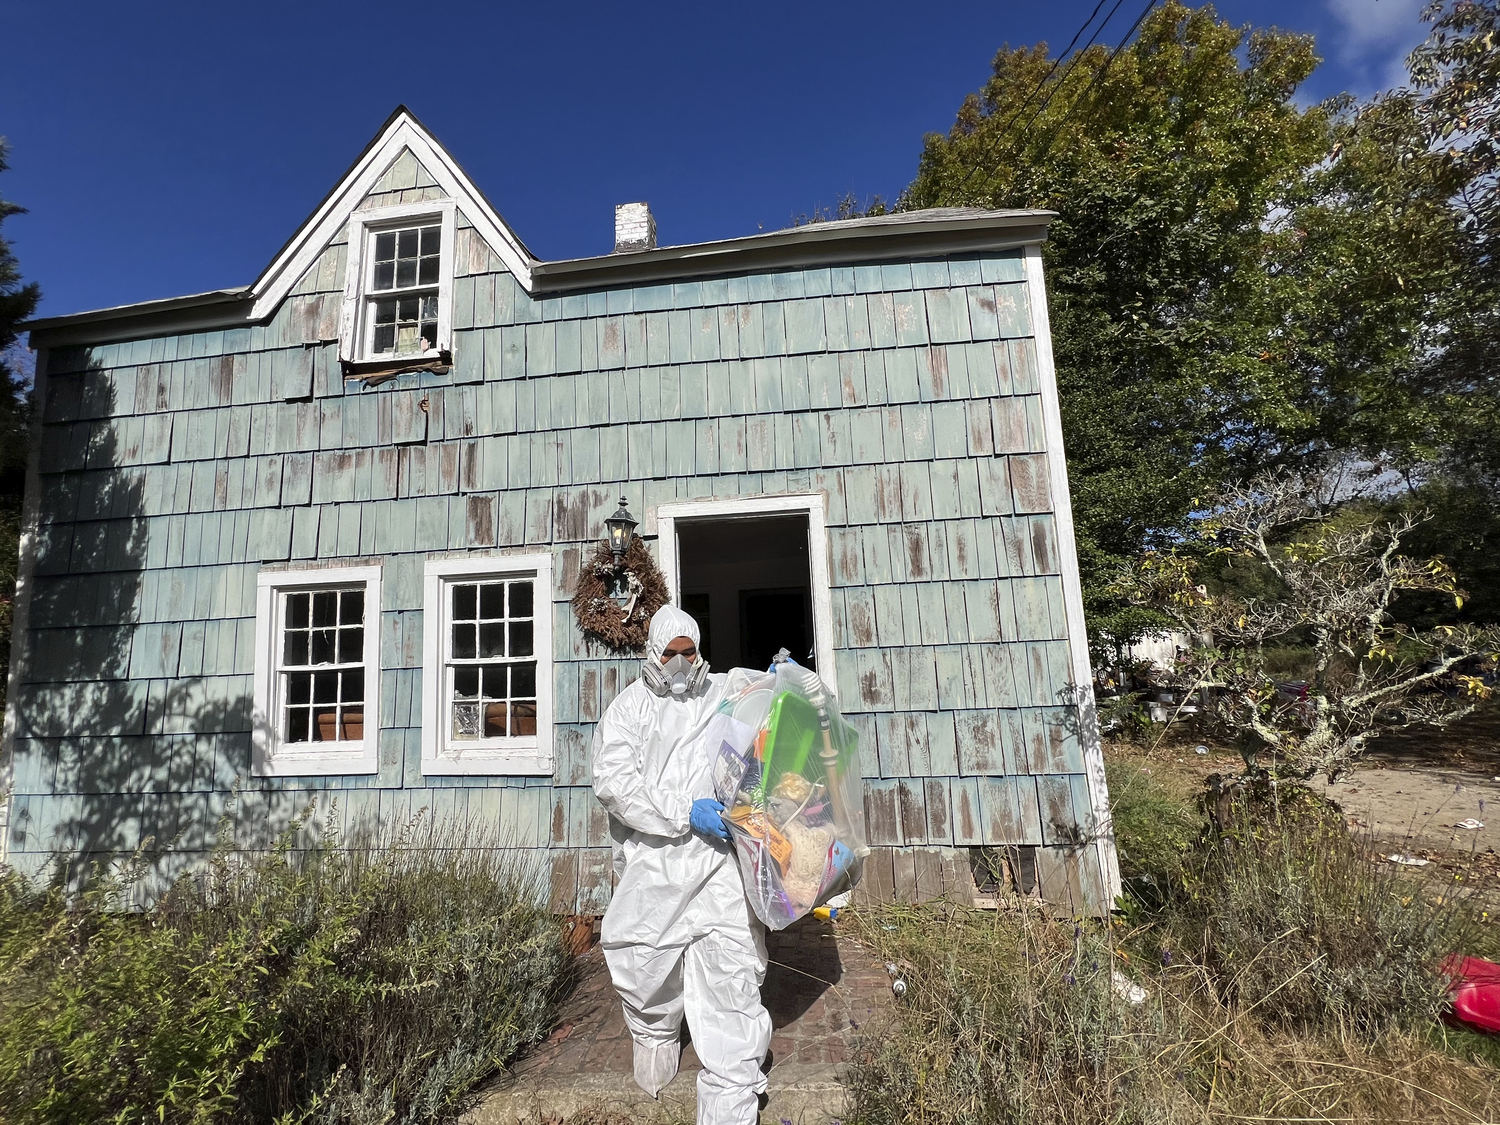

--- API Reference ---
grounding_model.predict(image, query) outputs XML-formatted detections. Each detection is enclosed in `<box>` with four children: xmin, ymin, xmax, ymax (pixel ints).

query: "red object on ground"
<box><xmin>1441</xmin><ymin>955</ymin><xmax>1500</xmax><ymax>1034</ymax></box>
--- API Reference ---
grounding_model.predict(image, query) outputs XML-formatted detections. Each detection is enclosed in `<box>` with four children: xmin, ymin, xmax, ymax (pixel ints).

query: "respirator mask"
<box><xmin>642</xmin><ymin>652</ymin><xmax>711</xmax><ymax>697</ymax></box>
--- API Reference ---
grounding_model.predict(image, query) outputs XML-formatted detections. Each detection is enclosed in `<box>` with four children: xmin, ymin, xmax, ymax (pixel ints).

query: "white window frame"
<box><xmin>421</xmin><ymin>553</ymin><xmax>555</xmax><ymax>776</ymax></box>
<box><xmin>339</xmin><ymin>199</ymin><xmax>457</xmax><ymax>365</ymax></box>
<box><xmin>252</xmin><ymin>564</ymin><xmax>383</xmax><ymax>777</ymax></box>
<box><xmin>655</xmin><ymin>494</ymin><xmax>836</xmax><ymax>681</ymax></box>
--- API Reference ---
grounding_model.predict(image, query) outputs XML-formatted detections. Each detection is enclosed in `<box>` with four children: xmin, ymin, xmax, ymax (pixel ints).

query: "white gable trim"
<box><xmin>249</xmin><ymin>112</ymin><xmax>534</xmax><ymax>319</ymax></box>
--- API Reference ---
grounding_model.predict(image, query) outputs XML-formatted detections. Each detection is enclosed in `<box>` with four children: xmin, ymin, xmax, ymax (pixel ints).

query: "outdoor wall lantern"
<box><xmin>604</xmin><ymin>497</ymin><xmax>638</xmax><ymax>563</ymax></box>
<box><xmin>572</xmin><ymin>495</ymin><xmax>666</xmax><ymax>649</ymax></box>
<box><xmin>603</xmin><ymin>497</ymin><xmax>639</xmax><ymax>603</ymax></box>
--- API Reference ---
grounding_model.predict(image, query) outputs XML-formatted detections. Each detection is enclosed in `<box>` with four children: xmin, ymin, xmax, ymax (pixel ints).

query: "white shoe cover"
<box><xmin>632</xmin><ymin>1037</ymin><xmax>680</xmax><ymax>1098</ymax></box>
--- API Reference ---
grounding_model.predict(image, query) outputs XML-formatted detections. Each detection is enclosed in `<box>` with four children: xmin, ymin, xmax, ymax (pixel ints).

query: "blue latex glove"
<box><xmin>690</xmin><ymin>798</ymin><xmax>730</xmax><ymax>842</ymax></box>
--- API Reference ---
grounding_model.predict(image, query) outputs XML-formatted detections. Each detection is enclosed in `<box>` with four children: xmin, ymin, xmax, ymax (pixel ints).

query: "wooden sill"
<box><xmin>341</xmin><ymin>352</ymin><xmax>452</xmax><ymax>387</ymax></box>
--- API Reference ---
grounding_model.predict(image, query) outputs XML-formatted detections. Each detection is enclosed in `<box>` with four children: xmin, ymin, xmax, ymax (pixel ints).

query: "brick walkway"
<box><xmin>466</xmin><ymin>916</ymin><xmax>894</xmax><ymax>1124</ymax></box>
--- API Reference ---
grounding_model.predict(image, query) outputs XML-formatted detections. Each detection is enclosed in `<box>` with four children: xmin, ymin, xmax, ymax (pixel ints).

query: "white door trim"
<box><xmin>654</xmin><ymin>494</ymin><xmax>836</xmax><ymax>682</ymax></box>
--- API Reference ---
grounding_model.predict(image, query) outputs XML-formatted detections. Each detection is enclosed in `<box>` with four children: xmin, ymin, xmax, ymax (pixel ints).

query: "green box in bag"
<box><xmin>761</xmin><ymin>691</ymin><xmax>857</xmax><ymax>785</ymax></box>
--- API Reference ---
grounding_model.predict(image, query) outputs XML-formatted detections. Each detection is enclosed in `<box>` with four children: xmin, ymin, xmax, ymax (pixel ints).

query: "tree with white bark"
<box><xmin>1115</xmin><ymin>471</ymin><xmax>1500</xmax><ymax>780</ymax></box>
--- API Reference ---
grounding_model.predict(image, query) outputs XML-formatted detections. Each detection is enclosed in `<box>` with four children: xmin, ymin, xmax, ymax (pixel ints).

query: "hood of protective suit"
<box><xmin>642</xmin><ymin>604</ymin><xmax>709</xmax><ymax>697</ymax></box>
<box><xmin>646</xmin><ymin>604</ymin><xmax>701</xmax><ymax>663</ymax></box>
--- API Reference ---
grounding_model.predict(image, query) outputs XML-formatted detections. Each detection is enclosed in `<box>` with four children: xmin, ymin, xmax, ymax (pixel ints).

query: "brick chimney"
<box><xmin>614</xmin><ymin>202</ymin><xmax>656</xmax><ymax>253</ymax></box>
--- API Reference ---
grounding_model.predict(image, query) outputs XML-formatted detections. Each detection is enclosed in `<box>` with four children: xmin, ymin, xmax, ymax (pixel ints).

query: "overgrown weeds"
<box><xmin>1104</xmin><ymin>760</ymin><xmax>1198</xmax><ymax>880</ymax></box>
<box><xmin>1161</xmin><ymin>778</ymin><xmax>1468</xmax><ymax>1036</ymax></box>
<box><xmin>0</xmin><ymin>805</ymin><xmax>571</xmax><ymax>1125</ymax></box>
<box><xmin>844</xmin><ymin>773</ymin><xmax>1500</xmax><ymax>1124</ymax></box>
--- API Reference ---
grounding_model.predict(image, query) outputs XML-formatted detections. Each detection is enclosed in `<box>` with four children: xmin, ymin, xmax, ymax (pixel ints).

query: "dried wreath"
<box><xmin>570</xmin><ymin>537</ymin><xmax>669</xmax><ymax>651</ymax></box>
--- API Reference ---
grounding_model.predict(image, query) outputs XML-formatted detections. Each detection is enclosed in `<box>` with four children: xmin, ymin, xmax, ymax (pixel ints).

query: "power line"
<box><xmin>973</xmin><ymin>0</ymin><xmax>1161</xmax><ymax>201</ymax></box>
<box><xmin>951</xmin><ymin>0</ymin><xmax>1117</xmax><ymax>200</ymax></box>
<box><xmin>993</xmin><ymin>0</ymin><xmax>1132</xmax><ymax>171</ymax></box>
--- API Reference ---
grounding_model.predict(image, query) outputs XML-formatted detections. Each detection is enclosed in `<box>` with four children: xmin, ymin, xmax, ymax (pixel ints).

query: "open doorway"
<box><xmin>677</xmin><ymin>514</ymin><xmax>815</xmax><ymax>671</ymax></box>
<box><xmin>659</xmin><ymin>496</ymin><xmax>834</xmax><ymax>676</ymax></box>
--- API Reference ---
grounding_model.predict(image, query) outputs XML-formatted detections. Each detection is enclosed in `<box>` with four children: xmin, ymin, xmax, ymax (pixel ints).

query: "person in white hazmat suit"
<box><xmin>591</xmin><ymin>604</ymin><xmax>771</xmax><ymax>1124</ymax></box>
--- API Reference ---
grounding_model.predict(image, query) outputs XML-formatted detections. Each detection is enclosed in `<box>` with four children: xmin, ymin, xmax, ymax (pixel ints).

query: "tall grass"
<box><xmin>844</xmin><ymin>774</ymin><xmax>1500</xmax><ymax>1125</ymax></box>
<box><xmin>0</xmin><ymin>806</ymin><xmax>571</xmax><ymax>1125</ymax></box>
<box><xmin>1160</xmin><ymin>780</ymin><xmax>1468</xmax><ymax>1036</ymax></box>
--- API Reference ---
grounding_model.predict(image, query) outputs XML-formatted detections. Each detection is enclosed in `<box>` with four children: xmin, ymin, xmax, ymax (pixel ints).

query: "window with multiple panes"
<box><xmin>448</xmin><ymin>577</ymin><xmax>536</xmax><ymax>740</ymax></box>
<box><xmin>341</xmin><ymin>200</ymin><xmax>455</xmax><ymax>366</ymax></box>
<box><xmin>368</xmin><ymin>224</ymin><xmax>440</xmax><ymax>357</ymax></box>
<box><xmin>280</xmin><ymin>587</ymin><xmax>366</xmax><ymax>744</ymax></box>
<box><xmin>421</xmin><ymin>554</ymin><xmax>553</xmax><ymax>776</ymax></box>
<box><xmin>253</xmin><ymin>566</ymin><xmax>381</xmax><ymax>777</ymax></box>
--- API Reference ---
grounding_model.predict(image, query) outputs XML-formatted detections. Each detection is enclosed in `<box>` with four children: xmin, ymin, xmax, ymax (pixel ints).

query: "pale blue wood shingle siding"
<box><xmin>14</xmin><ymin>171</ymin><xmax>1105</xmax><ymax>908</ymax></box>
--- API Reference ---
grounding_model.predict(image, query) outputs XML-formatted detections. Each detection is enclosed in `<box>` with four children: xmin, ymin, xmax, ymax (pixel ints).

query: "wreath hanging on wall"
<box><xmin>571</xmin><ymin>537</ymin><xmax>670</xmax><ymax>651</ymax></box>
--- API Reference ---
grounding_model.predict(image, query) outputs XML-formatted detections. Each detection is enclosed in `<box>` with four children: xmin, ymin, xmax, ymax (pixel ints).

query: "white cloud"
<box><xmin>1324</xmin><ymin>0</ymin><xmax>1428</xmax><ymax>90</ymax></box>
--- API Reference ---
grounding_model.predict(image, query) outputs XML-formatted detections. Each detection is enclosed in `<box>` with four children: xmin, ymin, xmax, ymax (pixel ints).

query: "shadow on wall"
<box><xmin>7</xmin><ymin>358</ymin><xmax>257</xmax><ymax>890</ymax></box>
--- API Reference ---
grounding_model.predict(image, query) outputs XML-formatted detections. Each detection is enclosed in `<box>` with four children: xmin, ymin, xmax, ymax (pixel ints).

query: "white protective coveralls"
<box><xmin>592</xmin><ymin>604</ymin><xmax>771</xmax><ymax>1125</ymax></box>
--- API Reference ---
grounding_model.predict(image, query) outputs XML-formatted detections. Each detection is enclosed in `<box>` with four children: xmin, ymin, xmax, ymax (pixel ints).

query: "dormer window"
<box><xmin>370</xmin><ymin>224</ymin><xmax>440</xmax><ymax>355</ymax></box>
<box><xmin>340</xmin><ymin>199</ymin><xmax>456</xmax><ymax>368</ymax></box>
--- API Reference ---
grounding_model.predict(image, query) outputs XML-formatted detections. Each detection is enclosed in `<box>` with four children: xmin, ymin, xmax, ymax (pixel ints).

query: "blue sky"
<box><xmin>5</xmin><ymin>0</ymin><xmax>1430</xmax><ymax>321</ymax></box>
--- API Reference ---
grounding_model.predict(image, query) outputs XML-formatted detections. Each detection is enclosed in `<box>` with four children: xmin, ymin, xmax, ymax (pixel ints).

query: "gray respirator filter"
<box><xmin>641</xmin><ymin>652</ymin><xmax>711</xmax><ymax>697</ymax></box>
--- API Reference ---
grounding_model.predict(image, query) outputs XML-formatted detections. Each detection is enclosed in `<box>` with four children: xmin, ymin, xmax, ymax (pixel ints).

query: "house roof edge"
<box><xmin>531</xmin><ymin>208</ymin><xmax>1054</xmax><ymax>292</ymax></box>
<box><xmin>25</xmin><ymin>208</ymin><xmax>1055</xmax><ymax>349</ymax></box>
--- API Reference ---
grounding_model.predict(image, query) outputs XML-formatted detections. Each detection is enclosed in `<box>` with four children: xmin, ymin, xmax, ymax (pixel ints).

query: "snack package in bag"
<box><xmin>709</xmin><ymin>663</ymin><xmax>869</xmax><ymax>929</ymax></box>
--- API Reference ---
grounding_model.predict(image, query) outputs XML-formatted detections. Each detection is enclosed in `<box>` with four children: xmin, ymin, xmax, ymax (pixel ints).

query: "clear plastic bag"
<box><xmin>704</xmin><ymin>664</ymin><xmax>869</xmax><ymax>929</ymax></box>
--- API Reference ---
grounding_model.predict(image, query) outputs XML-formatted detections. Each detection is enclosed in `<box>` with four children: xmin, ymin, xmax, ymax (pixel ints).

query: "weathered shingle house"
<box><xmin>5</xmin><ymin>108</ymin><xmax>1119</xmax><ymax>912</ymax></box>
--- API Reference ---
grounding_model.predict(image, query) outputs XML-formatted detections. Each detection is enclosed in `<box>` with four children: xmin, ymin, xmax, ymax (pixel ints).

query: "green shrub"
<box><xmin>0</xmin><ymin>807</ymin><xmax>570</xmax><ymax>1125</ymax></box>
<box><xmin>1105</xmin><ymin>761</ymin><xmax>1199</xmax><ymax>880</ymax></box>
<box><xmin>843</xmin><ymin>779</ymin><xmax>1500</xmax><ymax>1125</ymax></box>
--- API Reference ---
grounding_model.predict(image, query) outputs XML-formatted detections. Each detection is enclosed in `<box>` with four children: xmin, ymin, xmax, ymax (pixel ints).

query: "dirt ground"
<box><xmin>1108</xmin><ymin>709</ymin><xmax>1500</xmax><ymax>888</ymax></box>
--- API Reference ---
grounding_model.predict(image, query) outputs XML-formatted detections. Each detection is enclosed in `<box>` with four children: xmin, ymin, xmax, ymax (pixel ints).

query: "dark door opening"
<box><xmin>676</xmin><ymin>514</ymin><xmax>816</xmax><ymax>672</ymax></box>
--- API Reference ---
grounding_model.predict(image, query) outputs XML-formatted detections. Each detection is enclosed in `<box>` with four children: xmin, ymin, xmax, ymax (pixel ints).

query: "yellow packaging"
<box><xmin>726</xmin><ymin>805</ymin><xmax>792</xmax><ymax>875</ymax></box>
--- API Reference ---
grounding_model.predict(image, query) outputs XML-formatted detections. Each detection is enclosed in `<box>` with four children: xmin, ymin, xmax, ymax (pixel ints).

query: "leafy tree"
<box><xmin>904</xmin><ymin>3</ymin><xmax>1466</xmax><ymax>647</ymax></box>
<box><xmin>1341</xmin><ymin>1</ymin><xmax>1500</xmax><ymax>630</ymax></box>
<box><xmin>0</xmin><ymin>138</ymin><xmax>40</xmax><ymax>712</ymax></box>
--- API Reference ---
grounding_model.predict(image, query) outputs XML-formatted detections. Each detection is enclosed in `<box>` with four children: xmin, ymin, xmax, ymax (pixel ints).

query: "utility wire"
<box><xmin>989</xmin><ymin>0</ymin><xmax>1131</xmax><ymax>173</ymax></box>
<box><xmin>951</xmin><ymin>0</ymin><xmax>1117</xmax><ymax>200</ymax></box>
<box><xmin>973</xmin><ymin>0</ymin><xmax>1161</xmax><ymax>200</ymax></box>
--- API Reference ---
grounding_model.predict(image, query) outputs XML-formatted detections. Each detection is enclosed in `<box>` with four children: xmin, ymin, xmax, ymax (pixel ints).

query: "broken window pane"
<box><xmin>368</xmin><ymin>223</ymin><xmax>442</xmax><ymax>355</ymax></box>
<box><xmin>312</xmin><ymin>591</ymin><xmax>338</xmax><ymax>627</ymax></box>
<box><xmin>311</xmin><ymin>628</ymin><xmax>335</xmax><ymax>665</ymax></box>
